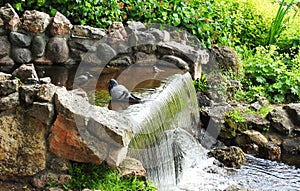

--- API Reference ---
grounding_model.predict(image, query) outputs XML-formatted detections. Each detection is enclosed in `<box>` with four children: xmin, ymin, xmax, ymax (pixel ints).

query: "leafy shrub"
<box><xmin>64</xmin><ymin>162</ymin><xmax>157</xmax><ymax>191</ymax></box>
<box><xmin>3</xmin><ymin>0</ymin><xmax>297</xmax><ymax>49</ymax></box>
<box><xmin>242</xmin><ymin>45</ymin><xmax>300</xmax><ymax>103</ymax></box>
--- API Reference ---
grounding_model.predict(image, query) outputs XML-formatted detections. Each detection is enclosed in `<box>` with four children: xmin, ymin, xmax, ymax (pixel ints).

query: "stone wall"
<box><xmin>0</xmin><ymin>3</ymin><xmax>209</xmax><ymax>79</ymax></box>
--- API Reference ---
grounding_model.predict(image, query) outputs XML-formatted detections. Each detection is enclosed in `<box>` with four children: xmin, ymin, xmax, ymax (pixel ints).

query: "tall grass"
<box><xmin>268</xmin><ymin>0</ymin><xmax>295</xmax><ymax>44</ymax></box>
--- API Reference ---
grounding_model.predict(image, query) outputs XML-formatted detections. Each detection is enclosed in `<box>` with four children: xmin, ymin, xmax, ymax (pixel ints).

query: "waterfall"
<box><xmin>117</xmin><ymin>72</ymin><xmax>204</xmax><ymax>189</ymax></box>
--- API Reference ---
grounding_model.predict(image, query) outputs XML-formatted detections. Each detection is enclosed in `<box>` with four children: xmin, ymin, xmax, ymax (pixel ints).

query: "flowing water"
<box><xmin>37</xmin><ymin>65</ymin><xmax>300</xmax><ymax>191</ymax></box>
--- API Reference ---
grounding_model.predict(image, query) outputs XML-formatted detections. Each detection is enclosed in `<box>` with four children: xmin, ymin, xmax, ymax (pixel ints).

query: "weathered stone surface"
<box><xmin>107</xmin><ymin>22</ymin><xmax>127</xmax><ymax>44</ymax></box>
<box><xmin>109</xmin><ymin>56</ymin><xmax>133</xmax><ymax>67</ymax></box>
<box><xmin>0</xmin><ymin>72</ymin><xmax>11</xmax><ymax>81</ymax></box>
<box><xmin>31</xmin><ymin>35</ymin><xmax>46</xmax><ymax>57</ymax></box>
<box><xmin>37</xmin><ymin>83</ymin><xmax>58</xmax><ymax>102</ymax></box>
<box><xmin>211</xmin><ymin>45</ymin><xmax>239</xmax><ymax>74</ymax></box>
<box><xmin>0</xmin><ymin>110</ymin><xmax>47</xmax><ymax>179</ymax></box>
<box><xmin>10</xmin><ymin>47</ymin><xmax>32</xmax><ymax>63</ymax></box>
<box><xmin>208</xmin><ymin>146</ymin><xmax>246</xmax><ymax>168</ymax></box>
<box><xmin>0</xmin><ymin>27</ymin><xmax>8</xmax><ymax>35</ymax></box>
<box><xmin>282</xmin><ymin>137</ymin><xmax>300</xmax><ymax>154</ymax></box>
<box><xmin>49</xmin><ymin>114</ymin><xmax>105</xmax><ymax>164</ymax></box>
<box><xmin>71</xmin><ymin>25</ymin><xmax>106</xmax><ymax>39</ymax></box>
<box><xmin>225</xmin><ymin>185</ymin><xmax>258</xmax><ymax>191</ymax></box>
<box><xmin>22</xmin><ymin>10</ymin><xmax>50</xmax><ymax>33</ymax></box>
<box><xmin>46</xmin><ymin>37</ymin><xmax>69</xmax><ymax>63</ymax></box>
<box><xmin>0</xmin><ymin>56</ymin><xmax>15</xmax><ymax>73</ymax></box>
<box><xmin>162</xmin><ymin>55</ymin><xmax>189</xmax><ymax>70</ymax></box>
<box><xmin>267</xmin><ymin>106</ymin><xmax>295</xmax><ymax>134</ymax></box>
<box><xmin>28</xmin><ymin>102</ymin><xmax>55</xmax><ymax>125</ymax></box>
<box><xmin>149</xmin><ymin>28</ymin><xmax>170</xmax><ymax>42</ymax></box>
<box><xmin>0</xmin><ymin>36</ymin><xmax>10</xmax><ymax>58</ymax></box>
<box><xmin>12</xmin><ymin>63</ymin><xmax>38</xmax><ymax>81</ymax></box>
<box><xmin>9</xmin><ymin>32</ymin><xmax>32</xmax><ymax>47</ymax></box>
<box><xmin>119</xmin><ymin>157</ymin><xmax>146</xmax><ymax>178</ymax></box>
<box><xmin>96</xmin><ymin>43</ymin><xmax>116</xmax><ymax>62</ymax></box>
<box><xmin>157</xmin><ymin>41</ymin><xmax>209</xmax><ymax>79</ymax></box>
<box><xmin>50</xmin><ymin>11</ymin><xmax>73</xmax><ymax>35</ymax></box>
<box><xmin>283</xmin><ymin>103</ymin><xmax>300</xmax><ymax>126</ymax></box>
<box><xmin>19</xmin><ymin>84</ymin><xmax>40</xmax><ymax>108</ymax></box>
<box><xmin>135</xmin><ymin>52</ymin><xmax>156</xmax><ymax>63</ymax></box>
<box><xmin>32</xmin><ymin>171</ymin><xmax>71</xmax><ymax>188</ymax></box>
<box><xmin>259</xmin><ymin>142</ymin><xmax>281</xmax><ymax>161</ymax></box>
<box><xmin>50</xmin><ymin>87</ymin><xmax>133</xmax><ymax>166</ymax></box>
<box><xmin>242</xmin><ymin>113</ymin><xmax>270</xmax><ymax>131</ymax></box>
<box><xmin>127</xmin><ymin>21</ymin><xmax>146</xmax><ymax>31</ymax></box>
<box><xmin>243</xmin><ymin>130</ymin><xmax>268</xmax><ymax>147</ymax></box>
<box><xmin>129</xmin><ymin>32</ymin><xmax>156</xmax><ymax>53</ymax></box>
<box><xmin>0</xmin><ymin>79</ymin><xmax>18</xmax><ymax>96</ymax></box>
<box><xmin>0</xmin><ymin>4</ymin><xmax>21</xmax><ymax>31</ymax></box>
<box><xmin>0</xmin><ymin>92</ymin><xmax>19</xmax><ymax>110</ymax></box>
<box><xmin>68</xmin><ymin>38</ymin><xmax>97</xmax><ymax>52</ymax></box>
<box><xmin>34</xmin><ymin>57</ymin><xmax>53</xmax><ymax>65</ymax></box>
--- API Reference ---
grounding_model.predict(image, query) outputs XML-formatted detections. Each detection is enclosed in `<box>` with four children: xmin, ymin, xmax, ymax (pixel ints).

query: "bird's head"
<box><xmin>108</xmin><ymin>79</ymin><xmax>118</xmax><ymax>91</ymax></box>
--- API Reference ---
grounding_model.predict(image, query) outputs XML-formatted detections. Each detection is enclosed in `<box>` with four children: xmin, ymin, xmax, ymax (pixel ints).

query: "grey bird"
<box><xmin>74</xmin><ymin>72</ymin><xmax>94</xmax><ymax>87</ymax></box>
<box><xmin>108</xmin><ymin>79</ymin><xmax>142</xmax><ymax>103</ymax></box>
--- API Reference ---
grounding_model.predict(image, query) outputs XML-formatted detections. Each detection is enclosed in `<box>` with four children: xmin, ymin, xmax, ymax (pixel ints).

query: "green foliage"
<box><xmin>268</xmin><ymin>0</ymin><xmax>295</xmax><ymax>45</ymax></box>
<box><xmin>242</xmin><ymin>45</ymin><xmax>300</xmax><ymax>103</ymax></box>
<box><xmin>227</xmin><ymin>108</ymin><xmax>246</xmax><ymax>123</ymax></box>
<box><xmin>193</xmin><ymin>74</ymin><xmax>208</xmax><ymax>92</ymax></box>
<box><xmin>64</xmin><ymin>162</ymin><xmax>157</xmax><ymax>191</ymax></box>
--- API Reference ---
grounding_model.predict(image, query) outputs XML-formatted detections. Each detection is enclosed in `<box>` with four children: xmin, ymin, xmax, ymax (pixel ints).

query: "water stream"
<box><xmin>37</xmin><ymin>65</ymin><xmax>300</xmax><ymax>191</ymax></box>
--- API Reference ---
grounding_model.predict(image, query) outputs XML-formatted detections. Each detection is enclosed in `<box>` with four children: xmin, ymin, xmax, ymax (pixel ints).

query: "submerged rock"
<box><xmin>208</xmin><ymin>146</ymin><xmax>246</xmax><ymax>168</ymax></box>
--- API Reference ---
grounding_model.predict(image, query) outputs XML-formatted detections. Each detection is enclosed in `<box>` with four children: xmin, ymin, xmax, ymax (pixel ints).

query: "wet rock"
<box><xmin>31</xmin><ymin>35</ymin><xmax>46</xmax><ymax>57</ymax></box>
<box><xmin>127</xmin><ymin>21</ymin><xmax>146</xmax><ymax>31</ymax></box>
<box><xmin>162</xmin><ymin>55</ymin><xmax>189</xmax><ymax>70</ymax></box>
<box><xmin>9</xmin><ymin>32</ymin><xmax>32</xmax><ymax>47</ymax></box>
<box><xmin>46</xmin><ymin>37</ymin><xmax>69</xmax><ymax>63</ymax></box>
<box><xmin>259</xmin><ymin>142</ymin><xmax>281</xmax><ymax>161</ymax></box>
<box><xmin>0</xmin><ymin>36</ymin><xmax>11</xmax><ymax>58</ymax></box>
<box><xmin>267</xmin><ymin>106</ymin><xmax>295</xmax><ymax>135</ymax></box>
<box><xmin>22</xmin><ymin>10</ymin><xmax>50</xmax><ymax>33</ymax></box>
<box><xmin>282</xmin><ymin>137</ymin><xmax>300</xmax><ymax>154</ymax></box>
<box><xmin>0</xmin><ymin>79</ymin><xmax>19</xmax><ymax>96</ymax></box>
<box><xmin>211</xmin><ymin>45</ymin><xmax>239</xmax><ymax>74</ymax></box>
<box><xmin>71</xmin><ymin>25</ymin><xmax>106</xmax><ymax>39</ymax></box>
<box><xmin>37</xmin><ymin>83</ymin><xmax>58</xmax><ymax>102</ymax></box>
<box><xmin>0</xmin><ymin>92</ymin><xmax>19</xmax><ymax>111</ymax></box>
<box><xmin>0</xmin><ymin>3</ymin><xmax>21</xmax><ymax>31</ymax></box>
<box><xmin>225</xmin><ymin>185</ymin><xmax>258</xmax><ymax>191</ymax></box>
<box><xmin>197</xmin><ymin>92</ymin><xmax>212</xmax><ymax>107</ymax></box>
<box><xmin>12</xmin><ymin>63</ymin><xmax>39</xmax><ymax>81</ymax></box>
<box><xmin>0</xmin><ymin>72</ymin><xmax>11</xmax><ymax>81</ymax></box>
<box><xmin>0</xmin><ymin>56</ymin><xmax>15</xmax><ymax>73</ymax></box>
<box><xmin>34</xmin><ymin>57</ymin><xmax>53</xmax><ymax>65</ymax></box>
<box><xmin>28</xmin><ymin>102</ymin><xmax>55</xmax><ymax>126</ymax></box>
<box><xmin>119</xmin><ymin>157</ymin><xmax>146</xmax><ymax>178</ymax></box>
<box><xmin>50</xmin><ymin>11</ymin><xmax>73</xmax><ymax>36</ymax></box>
<box><xmin>0</xmin><ymin>27</ymin><xmax>8</xmax><ymax>35</ymax></box>
<box><xmin>208</xmin><ymin>146</ymin><xmax>246</xmax><ymax>168</ymax></box>
<box><xmin>243</xmin><ymin>130</ymin><xmax>268</xmax><ymax>147</ymax></box>
<box><xmin>11</xmin><ymin>47</ymin><xmax>32</xmax><ymax>63</ymax></box>
<box><xmin>19</xmin><ymin>84</ymin><xmax>40</xmax><ymax>108</ymax></box>
<box><xmin>96</xmin><ymin>43</ymin><xmax>116</xmax><ymax>63</ymax></box>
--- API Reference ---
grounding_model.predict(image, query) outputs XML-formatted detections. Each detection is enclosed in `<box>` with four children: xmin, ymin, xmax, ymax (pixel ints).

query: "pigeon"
<box><xmin>108</xmin><ymin>79</ymin><xmax>142</xmax><ymax>103</ymax></box>
<box><xmin>73</xmin><ymin>72</ymin><xmax>94</xmax><ymax>88</ymax></box>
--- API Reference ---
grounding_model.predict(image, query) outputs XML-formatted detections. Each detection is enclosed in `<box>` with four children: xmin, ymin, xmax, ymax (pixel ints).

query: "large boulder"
<box><xmin>48</xmin><ymin>87</ymin><xmax>132</xmax><ymax>166</ymax></box>
<box><xmin>0</xmin><ymin>3</ymin><xmax>21</xmax><ymax>31</ymax></box>
<box><xmin>208</xmin><ymin>146</ymin><xmax>246</xmax><ymax>168</ymax></box>
<box><xmin>50</xmin><ymin>11</ymin><xmax>73</xmax><ymax>36</ymax></box>
<box><xmin>22</xmin><ymin>10</ymin><xmax>51</xmax><ymax>33</ymax></box>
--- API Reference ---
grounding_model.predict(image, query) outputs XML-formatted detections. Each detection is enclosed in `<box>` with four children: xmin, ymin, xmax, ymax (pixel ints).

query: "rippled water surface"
<box><xmin>228</xmin><ymin>155</ymin><xmax>300</xmax><ymax>191</ymax></box>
